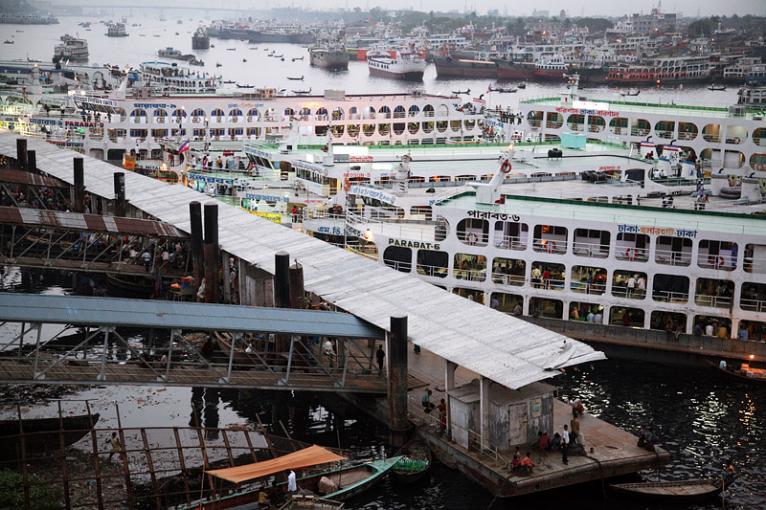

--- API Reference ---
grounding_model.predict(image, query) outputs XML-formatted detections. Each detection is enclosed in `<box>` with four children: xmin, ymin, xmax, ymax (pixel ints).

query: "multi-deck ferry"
<box><xmin>337</xmin><ymin>155</ymin><xmax>766</xmax><ymax>341</ymax></box>
<box><xmin>519</xmin><ymin>81</ymin><xmax>766</xmax><ymax>176</ymax></box>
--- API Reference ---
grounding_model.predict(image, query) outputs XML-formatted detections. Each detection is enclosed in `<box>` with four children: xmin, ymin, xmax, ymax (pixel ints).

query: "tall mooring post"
<box><xmin>113</xmin><ymin>172</ymin><xmax>127</xmax><ymax>217</ymax></box>
<box><xmin>189</xmin><ymin>201</ymin><xmax>204</xmax><ymax>285</ymax></box>
<box><xmin>26</xmin><ymin>151</ymin><xmax>36</xmax><ymax>173</ymax></box>
<box><xmin>388</xmin><ymin>315</ymin><xmax>409</xmax><ymax>446</ymax></box>
<box><xmin>274</xmin><ymin>251</ymin><xmax>291</xmax><ymax>352</ymax></box>
<box><xmin>203</xmin><ymin>202</ymin><xmax>219</xmax><ymax>303</ymax></box>
<box><xmin>16</xmin><ymin>138</ymin><xmax>27</xmax><ymax>169</ymax></box>
<box><xmin>73</xmin><ymin>157</ymin><xmax>85</xmax><ymax>213</ymax></box>
<box><xmin>288</xmin><ymin>262</ymin><xmax>305</xmax><ymax>309</ymax></box>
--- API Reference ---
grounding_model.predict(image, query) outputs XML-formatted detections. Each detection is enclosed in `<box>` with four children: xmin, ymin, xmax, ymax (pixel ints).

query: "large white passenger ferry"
<box><xmin>518</xmin><ymin>83</ymin><xmax>766</xmax><ymax>177</ymax></box>
<box><xmin>330</xmin><ymin>153</ymin><xmax>766</xmax><ymax>342</ymax></box>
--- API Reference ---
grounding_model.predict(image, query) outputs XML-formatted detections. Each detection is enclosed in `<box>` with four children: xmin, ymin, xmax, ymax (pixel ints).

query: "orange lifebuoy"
<box><xmin>500</xmin><ymin>159</ymin><xmax>512</xmax><ymax>174</ymax></box>
<box><xmin>718</xmin><ymin>255</ymin><xmax>725</xmax><ymax>268</ymax></box>
<box><xmin>467</xmin><ymin>232</ymin><xmax>479</xmax><ymax>245</ymax></box>
<box><xmin>625</xmin><ymin>247</ymin><xmax>636</xmax><ymax>261</ymax></box>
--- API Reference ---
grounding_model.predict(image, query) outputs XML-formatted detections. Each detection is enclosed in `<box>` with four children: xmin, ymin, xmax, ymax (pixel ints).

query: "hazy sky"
<box><xmin>57</xmin><ymin>0</ymin><xmax>766</xmax><ymax>17</ymax></box>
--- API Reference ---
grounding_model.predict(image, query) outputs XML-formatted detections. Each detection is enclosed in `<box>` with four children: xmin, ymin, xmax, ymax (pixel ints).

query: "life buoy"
<box><xmin>343</xmin><ymin>176</ymin><xmax>351</xmax><ymax>192</ymax></box>
<box><xmin>546</xmin><ymin>241</ymin><xmax>557</xmax><ymax>253</ymax></box>
<box><xmin>625</xmin><ymin>247</ymin><xmax>636</xmax><ymax>261</ymax></box>
<box><xmin>717</xmin><ymin>255</ymin><xmax>725</xmax><ymax>268</ymax></box>
<box><xmin>500</xmin><ymin>159</ymin><xmax>512</xmax><ymax>174</ymax></box>
<box><xmin>466</xmin><ymin>232</ymin><xmax>479</xmax><ymax>245</ymax></box>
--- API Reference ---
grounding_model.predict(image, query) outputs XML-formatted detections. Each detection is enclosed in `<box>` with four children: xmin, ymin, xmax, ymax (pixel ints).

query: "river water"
<box><xmin>1</xmin><ymin>13</ymin><xmax>764</xmax><ymax>510</ymax></box>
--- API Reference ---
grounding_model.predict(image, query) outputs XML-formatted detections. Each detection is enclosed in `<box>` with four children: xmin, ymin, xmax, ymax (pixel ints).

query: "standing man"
<box><xmin>376</xmin><ymin>344</ymin><xmax>385</xmax><ymax>376</ymax></box>
<box><xmin>561</xmin><ymin>424</ymin><xmax>570</xmax><ymax>465</ymax></box>
<box><xmin>108</xmin><ymin>432</ymin><xmax>123</xmax><ymax>462</ymax></box>
<box><xmin>287</xmin><ymin>469</ymin><xmax>297</xmax><ymax>495</ymax></box>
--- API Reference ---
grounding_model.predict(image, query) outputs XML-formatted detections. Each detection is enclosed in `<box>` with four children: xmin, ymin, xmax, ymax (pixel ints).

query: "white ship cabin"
<box><xmin>138</xmin><ymin>62</ymin><xmax>221</xmax><ymax>94</ymax></box>
<box><xmin>347</xmin><ymin>188</ymin><xmax>766</xmax><ymax>341</ymax></box>
<box><xmin>520</xmin><ymin>95</ymin><xmax>766</xmax><ymax>178</ymax></box>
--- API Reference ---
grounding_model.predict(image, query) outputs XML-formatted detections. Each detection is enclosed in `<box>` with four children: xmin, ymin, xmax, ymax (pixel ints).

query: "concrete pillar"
<box><xmin>274</xmin><ymin>251</ymin><xmax>290</xmax><ymax>352</ymax></box>
<box><xmin>26</xmin><ymin>151</ymin><xmax>36</xmax><ymax>172</ymax></box>
<box><xmin>113</xmin><ymin>172</ymin><xmax>127</xmax><ymax>217</ymax></box>
<box><xmin>16</xmin><ymin>139</ymin><xmax>27</xmax><ymax>169</ymax></box>
<box><xmin>73</xmin><ymin>157</ymin><xmax>85</xmax><ymax>213</ymax></box>
<box><xmin>444</xmin><ymin>360</ymin><xmax>457</xmax><ymax>440</ymax></box>
<box><xmin>288</xmin><ymin>262</ymin><xmax>305</xmax><ymax>309</ymax></box>
<box><xmin>189</xmin><ymin>202</ymin><xmax>204</xmax><ymax>285</ymax></box>
<box><xmin>203</xmin><ymin>202</ymin><xmax>219</xmax><ymax>303</ymax></box>
<box><xmin>479</xmin><ymin>376</ymin><xmax>491</xmax><ymax>451</ymax></box>
<box><xmin>387</xmin><ymin>316</ymin><xmax>409</xmax><ymax>443</ymax></box>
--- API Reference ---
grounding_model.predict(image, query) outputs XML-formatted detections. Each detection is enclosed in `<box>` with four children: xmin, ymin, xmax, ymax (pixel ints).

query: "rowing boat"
<box><xmin>0</xmin><ymin>413</ymin><xmax>100</xmax><ymax>460</ymax></box>
<box><xmin>610</xmin><ymin>478</ymin><xmax>725</xmax><ymax>501</ymax></box>
<box><xmin>391</xmin><ymin>439</ymin><xmax>431</xmax><ymax>484</ymax></box>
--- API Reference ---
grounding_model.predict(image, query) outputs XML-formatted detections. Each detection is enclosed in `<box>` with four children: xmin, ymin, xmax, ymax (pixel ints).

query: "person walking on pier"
<box><xmin>287</xmin><ymin>469</ymin><xmax>297</xmax><ymax>495</ymax></box>
<box><xmin>376</xmin><ymin>344</ymin><xmax>385</xmax><ymax>376</ymax></box>
<box><xmin>107</xmin><ymin>431</ymin><xmax>123</xmax><ymax>462</ymax></box>
<box><xmin>561</xmin><ymin>424</ymin><xmax>570</xmax><ymax>465</ymax></box>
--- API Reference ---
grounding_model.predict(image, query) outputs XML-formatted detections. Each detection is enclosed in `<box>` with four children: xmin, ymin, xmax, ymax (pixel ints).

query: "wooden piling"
<box><xmin>274</xmin><ymin>251</ymin><xmax>290</xmax><ymax>352</ymax></box>
<box><xmin>113</xmin><ymin>172</ymin><xmax>127</xmax><ymax>217</ymax></box>
<box><xmin>388</xmin><ymin>315</ymin><xmax>409</xmax><ymax>444</ymax></box>
<box><xmin>189</xmin><ymin>201</ymin><xmax>204</xmax><ymax>286</ymax></box>
<box><xmin>203</xmin><ymin>202</ymin><xmax>219</xmax><ymax>303</ymax></box>
<box><xmin>26</xmin><ymin>150</ymin><xmax>36</xmax><ymax>172</ymax></box>
<box><xmin>73</xmin><ymin>157</ymin><xmax>85</xmax><ymax>213</ymax></box>
<box><xmin>16</xmin><ymin>138</ymin><xmax>27</xmax><ymax>169</ymax></box>
<box><xmin>288</xmin><ymin>261</ymin><xmax>305</xmax><ymax>309</ymax></box>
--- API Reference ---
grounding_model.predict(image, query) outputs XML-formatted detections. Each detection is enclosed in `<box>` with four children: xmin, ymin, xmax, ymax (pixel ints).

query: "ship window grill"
<box><xmin>612</xmin><ymin>270</ymin><xmax>647</xmax><ymax>300</ymax></box>
<box><xmin>453</xmin><ymin>287</ymin><xmax>485</xmax><ymax>304</ymax></box>
<box><xmin>573</xmin><ymin>229</ymin><xmax>610</xmax><ymax>258</ymax></box>
<box><xmin>650</xmin><ymin>311</ymin><xmax>687</xmax><ymax>333</ymax></box>
<box><xmin>416</xmin><ymin>250</ymin><xmax>448</xmax><ymax>278</ymax></box>
<box><xmin>532</xmin><ymin>225</ymin><xmax>567</xmax><ymax>254</ymax></box>
<box><xmin>697</xmin><ymin>240</ymin><xmax>737</xmax><ymax>270</ymax></box>
<box><xmin>457</xmin><ymin>219</ymin><xmax>489</xmax><ymax>247</ymax></box>
<box><xmin>490</xmin><ymin>292</ymin><xmax>523</xmax><ymax>314</ymax></box>
<box><xmin>454</xmin><ymin>253</ymin><xmax>487</xmax><ymax>282</ymax></box>
<box><xmin>655</xmin><ymin>236</ymin><xmax>692</xmax><ymax>266</ymax></box>
<box><xmin>383</xmin><ymin>246</ymin><xmax>412</xmax><ymax>273</ymax></box>
<box><xmin>491</xmin><ymin>257</ymin><xmax>526</xmax><ymax>287</ymax></box>
<box><xmin>652</xmin><ymin>274</ymin><xmax>690</xmax><ymax>303</ymax></box>
<box><xmin>570</xmin><ymin>266</ymin><xmax>607</xmax><ymax>296</ymax></box>
<box><xmin>494</xmin><ymin>221</ymin><xmax>528</xmax><ymax>251</ymax></box>
<box><xmin>610</xmin><ymin>306</ymin><xmax>644</xmax><ymax>328</ymax></box>
<box><xmin>694</xmin><ymin>278</ymin><xmax>734</xmax><ymax>309</ymax></box>
<box><xmin>529</xmin><ymin>297</ymin><xmax>563</xmax><ymax>319</ymax></box>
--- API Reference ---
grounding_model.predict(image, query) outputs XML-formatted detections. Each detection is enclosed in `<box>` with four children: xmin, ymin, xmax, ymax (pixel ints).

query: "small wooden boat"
<box><xmin>287</xmin><ymin>75</ymin><xmax>304</xmax><ymax>81</ymax></box>
<box><xmin>708</xmin><ymin>84</ymin><xmax>726</xmax><ymax>91</ymax></box>
<box><xmin>301</xmin><ymin>457</ymin><xmax>401</xmax><ymax>501</ymax></box>
<box><xmin>292</xmin><ymin>88</ymin><xmax>311</xmax><ymax>95</ymax></box>
<box><xmin>621</xmin><ymin>88</ymin><xmax>640</xmax><ymax>97</ymax></box>
<box><xmin>708</xmin><ymin>360</ymin><xmax>766</xmax><ymax>383</ymax></box>
<box><xmin>0</xmin><ymin>413</ymin><xmax>100</xmax><ymax>460</ymax></box>
<box><xmin>277</xmin><ymin>494</ymin><xmax>344</xmax><ymax>509</ymax></box>
<box><xmin>489</xmin><ymin>85</ymin><xmax>517</xmax><ymax>93</ymax></box>
<box><xmin>610</xmin><ymin>478</ymin><xmax>726</xmax><ymax>501</ymax></box>
<box><xmin>292</xmin><ymin>56</ymin><xmax>304</xmax><ymax>62</ymax></box>
<box><xmin>391</xmin><ymin>440</ymin><xmax>431</xmax><ymax>484</ymax></box>
<box><xmin>452</xmin><ymin>88</ymin><xmax>470</xmax><ymax>95</ymax></box>
<box><xmin>216</xmin><ymin>62</ymin><xmax>222</xmax><ymax>67</ymax></box>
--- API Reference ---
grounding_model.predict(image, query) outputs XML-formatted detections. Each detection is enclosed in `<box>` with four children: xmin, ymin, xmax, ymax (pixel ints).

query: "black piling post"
<box><xmin>113</xmin><ymin>172</ymin><xmax>127</xmax><ymax>217</ymax></box>
<box><xmin>73</xmin><ymin>157</ymin><xmax>85</xmax><ymax>213</ymax></box>
<box><xmin>288</xmin><ymin>262</ymin><xmax>304</xmax><ymax>309</ymax></box>
<box><xmin>26</xmin><ymin>151</ymin><xmax>36</xmax><ymax>172</ymax></box>
<box><xmin>189</xmin><ymin>201</ymin><xmax>204</xmax><ymax>286</ymax></box>
<box><xmin>274</xmin><ymin>252</ymin><xmax>291</xmax><ymax>352</ymax></box>
<box><xmin>388</xmin><ymin>315</ymin><xmax>409</xmax><ymax>446</ymax></box>
<box><xmin>203</xmin><ymin>202</ymin><xmax>219</xmax><ymax>303</ymax></box>
<box><xmin>16</xmin><ymin>139</ymin><xmax>27</xmax><ymax>169</ymax></box>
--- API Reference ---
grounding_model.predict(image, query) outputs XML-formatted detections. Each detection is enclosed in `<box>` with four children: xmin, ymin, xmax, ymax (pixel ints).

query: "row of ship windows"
<box><xmin>380</xmin><ymin>248</ymin><xmax>763</xmax><ymax>311</ymax></box>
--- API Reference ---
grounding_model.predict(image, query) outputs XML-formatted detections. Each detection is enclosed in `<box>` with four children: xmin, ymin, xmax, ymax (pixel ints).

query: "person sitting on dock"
<box><xmin>421</xmin><ymin>388</ymin><xmax>435</xmax><ymax>413</ymax></box>
<box><xmin>548</xmin><ymin>432</ymin><xmax>561</xmax><ymax>452</ymax></box>
<box><xmin>538</xmin><ymin>431</ymin><xmax>550</xmax><ymax>451</ymax></box>
<box><xmin>518</xmin><ymin>452</ymin><xmax>536</xmax><ymax>474</ymax></box>
<box><xmin>511</xmin><ymin>447</ymin><xmax>521</xmax><ymax>471</ymax></box>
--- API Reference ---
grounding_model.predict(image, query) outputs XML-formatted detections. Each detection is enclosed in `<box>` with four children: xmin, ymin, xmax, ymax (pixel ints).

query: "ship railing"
<box><xmin>416</xmin><ymin>263</ymin><xmax>449</xmax><ymax>278</ymax></box>
<box><xmin>532</xmin><ymin>238</ymin><xmax>568</xmax><ymax>254</ymax></box>
<box><xmin>740</xmin><ymin>297</ymin><xmax>766</xmax><ymax>313</ymax></box>
<box><xmin>655</xmin><ymin>130</ymin><xmax>674</xmax><ymax>139</ymax></box>
<box><xmin>694</xmin><ymin>294</ymin><xmax>732</xmax><ymax>309</ymax></box>
<box><xmin>490</xmin><ymin>272</ymin><xmax>525</xmax><ymax>286</ymax></box>
<box><xmin>572</xmin><ymin>241</ymin><xmax>610</xmax><ymax>258</ymax></box>
<box><xmin>754</xmin><ymin>137</ymin><xmax>766</xmax><ymax>147</ymax></box>
<box><xmin>630</xmin><ymin>128</ymin><xmax>650</xmax><ymax>136</ymax></box>
<box><xmin>570</xmin><ymin>281</ymin><xmax>607</xmax><ymax>296</ymax></box>
<box><xmin>678</xmin><ymin>132</ymin><xmax>697</xmax><ymax>141</ymax></box>
<box><xmin>530</xmin><ymin>277</ymin><xmax>566</xmax><ymax>291</ymax></box>
<box><xmin>654</xmin><ymin>248</ymin><xmax>692</xmax><ymax>266</ymax></box>
<box><xmin>345</xmin><ymin>243</ymin><xmax>378</xmax><ymax>259</ymax></box>
<box><xmin>614</xmin><ymin>246</ymin><xmax>650</xmax><ymax>262</ymax></box>
<box><xmin>393</xmin><ymin>112</ymin><xmax>406</xmax><ymax>119</ymax></box>
<box><xmin>454</xmin><ymin>268</ymin><xmax>487</xmax><ymax>282</ymax></box>
<box><xmin>545</xmin><ymin>122</ymin><xmax>563</xmax><ymax>129</ymax></box>
<box><xmin>494</xmin><ymin>235</ymin><xmax>527</xmax><ymax>251</ymax></box>
<box><xmin>702</xmin><ymin>134</ymin><xmax>721</xmax><ymax>143</ymax></box>
<box><xmin>697</xmin><ymin>253</ymin><xmax>737</xmax><ymax>270</ymax></box>
<box><xmin>528</xmin><ymin>120</ymin><xmax>542</xmax><ymax>128</ymax></box>
<box><xmin>456</xmin><ymin>230</ymin><xmax>489</xmax><ymax>246</ymax></box>
<box><xmin>611</xmin><ymin>285</ymin><xmax>646</xmax><ymax>299</ymax></box>
<box><xmin>383</xmin><ymin>258</ymin><xmax>412</xmax><ymax>272</ymax></box>
<box><xmin>652</xmin><ymin>290</ymin><xmax>689</xmax><ymax>303</ymax></box>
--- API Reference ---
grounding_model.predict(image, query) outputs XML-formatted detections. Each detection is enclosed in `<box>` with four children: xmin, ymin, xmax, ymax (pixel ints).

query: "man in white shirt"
<box><xmin>561</xmin><ymin>424</ymin><xmax>570</xmax><ymax>465</ymax></box>
<box><xmin>705</xmin><ymin>323</ymin><xmax>714</xmax><ymax>336</ymax></box>
<box><xmin>626</xmin><ymin>275</ymin><xmax>636</xmax><ymax>298</ymax></box>
<box><xmin>287</xmin><ymin>469</ymin><xmax>297</xmax><ymax>494</ymax></box>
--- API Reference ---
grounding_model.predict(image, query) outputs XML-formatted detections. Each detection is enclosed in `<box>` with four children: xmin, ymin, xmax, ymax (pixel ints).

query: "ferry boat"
<box><xmin>339</xmin><ymin>153</ymin><xmax>766</xmax><ymax>342</ymax></box>
<box><xmin>156</xmin><ymin>48</ymin><xmax>204</xmax><ymax>66</ymax></box>
<box><xmin>518</xmin><ymin>77</ymin><xmax>766</xmax><ymax>177</ymax></box>
<box><xmin>367</xmin><ymin>51</ymin><xmax>427</xmax><ymax>81</ymax></box>
<box><xmin>433</xmin><ymin>55</ymin><xmax>497</xmax><ymax>79</ymax></box>
<box><xmin>106</xmin><ymin>23</ymin><xmax>128</xmax><ymax>37</ymax></box>
<box><xmin>6</xmin><ymin>83</ymin><xmax>485</xmax><ymax>163</ymax></box>
<box><xmin>52</xmin><ymin>35</ymin><xmax>89</xmax><ymax>63</ymax></box>
<box><xmin>310</xmin><ymin>39</ymin><xmax>349</xmax><ymax>71</ymax></box>
<box><xmin>606</xmin><ymin>56</ymin><xmax>713</xmax><ymax>85</ymax></box>
<box><xmin>192</xmin><ymin>26</ymin><xmax>210</xmax><ymax>50</ymax></box>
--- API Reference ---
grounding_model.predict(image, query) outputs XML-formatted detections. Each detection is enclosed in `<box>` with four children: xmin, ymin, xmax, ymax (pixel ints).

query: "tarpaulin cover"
<box><xmin>206</xmin><ymin>445</ymin><xmax>346</xmax><ymax>484</ymax></box>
